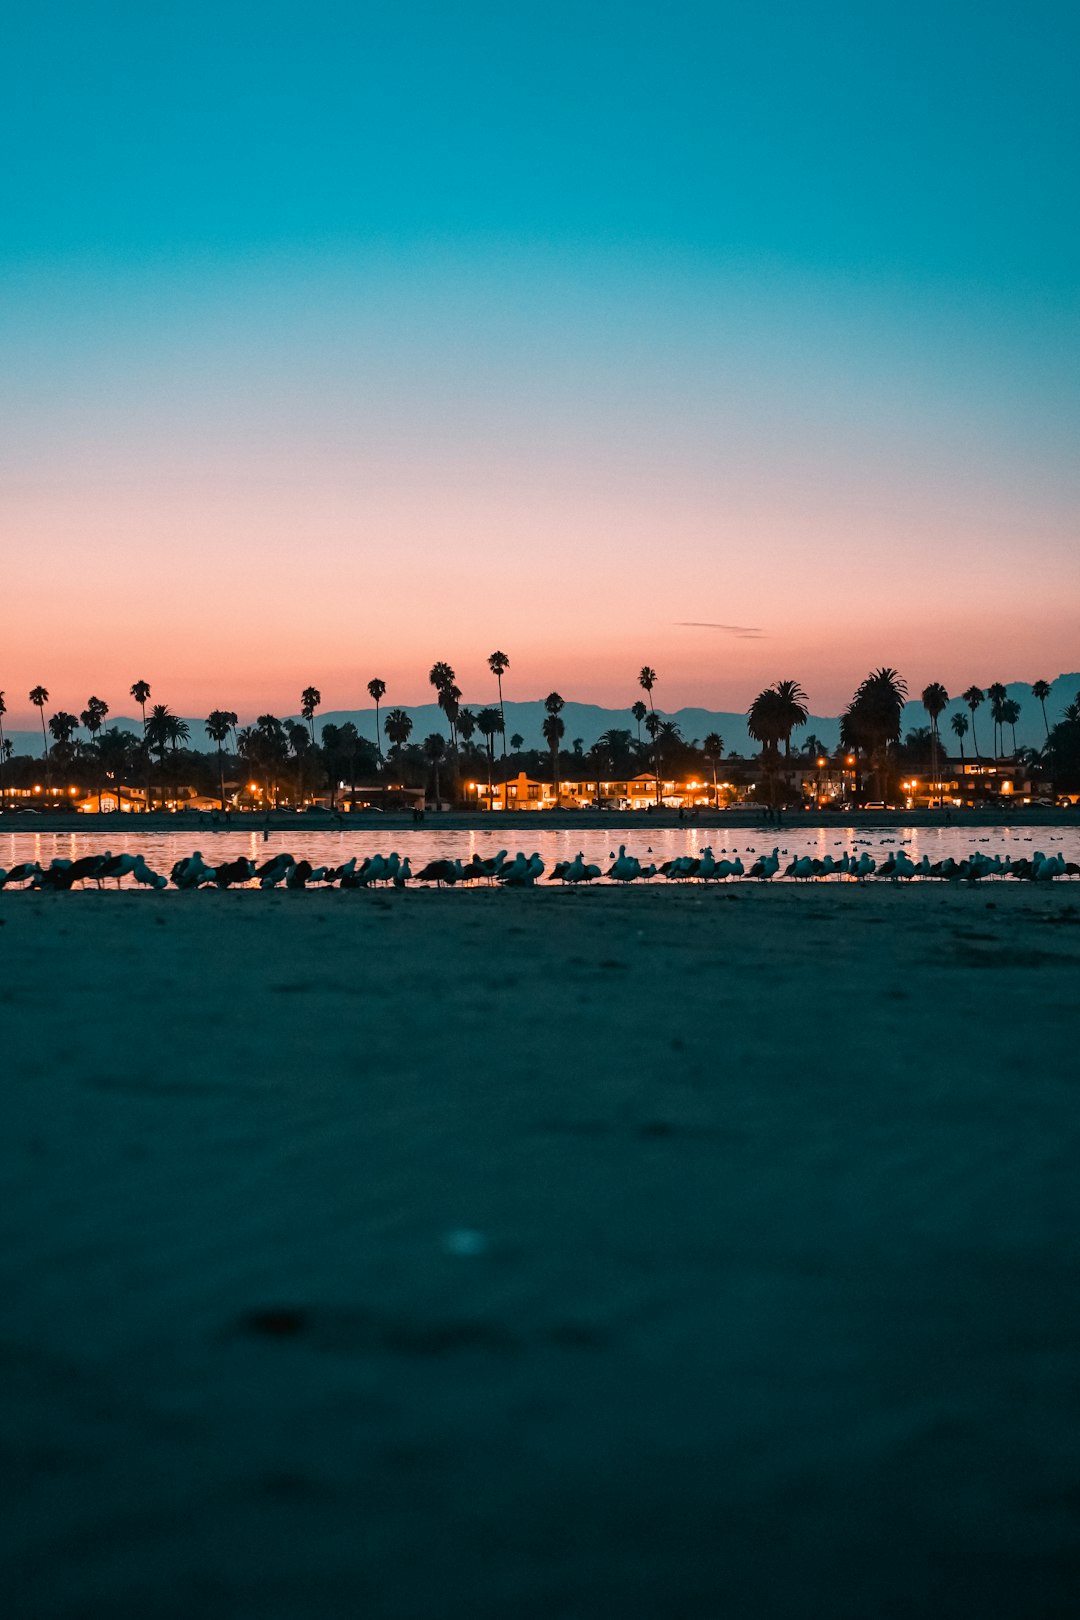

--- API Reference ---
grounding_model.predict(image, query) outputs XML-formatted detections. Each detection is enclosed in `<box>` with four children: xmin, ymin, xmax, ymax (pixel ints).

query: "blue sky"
<box><xmin>2</xmin><ymin>1</ymin><xmax>1078</xmax><ymax>721</ymax></box>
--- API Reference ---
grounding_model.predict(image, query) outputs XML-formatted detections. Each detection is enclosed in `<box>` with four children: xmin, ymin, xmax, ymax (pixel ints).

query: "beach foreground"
<box><xmin>4</xmin><ymin>887</ymin><xmax>1080</xmax><ymax>1617</ymax></box>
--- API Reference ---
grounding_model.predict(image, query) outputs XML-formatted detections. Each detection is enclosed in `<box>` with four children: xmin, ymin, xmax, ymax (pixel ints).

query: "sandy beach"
<box><xmin>4</xmin><ymin>885</ymin><xmax>1080</xmax><ymax>1617</ymax></box>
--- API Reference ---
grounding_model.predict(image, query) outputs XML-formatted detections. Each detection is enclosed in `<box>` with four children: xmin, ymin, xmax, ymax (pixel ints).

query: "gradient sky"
<box><xmin>2</xmin><ymin>0</ymin><xmax>1078</xmax><ymax>727</ymax></box>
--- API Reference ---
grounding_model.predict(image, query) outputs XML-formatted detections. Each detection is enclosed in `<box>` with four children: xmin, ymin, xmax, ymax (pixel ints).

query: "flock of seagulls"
<box><xmin>0</xmin><ymin>843</ymin><xmax>1076</xmax><ymax>890</ymax></box>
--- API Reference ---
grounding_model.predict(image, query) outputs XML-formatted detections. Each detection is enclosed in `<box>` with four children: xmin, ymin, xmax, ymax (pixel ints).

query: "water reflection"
<box><xmin>2</xmin><ymin>823</ymin><xmax>1076</xmax><ymax>886</ymax></box>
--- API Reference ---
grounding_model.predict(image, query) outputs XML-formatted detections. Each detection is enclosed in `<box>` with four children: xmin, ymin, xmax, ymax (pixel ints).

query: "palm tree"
<box><xmin>631</xmin><ymin>699</ymin><xmax>647</xmax><ymax>745</ymax></box>
<box><xmin>0</xmin><ymin>691</ymin><xmax>7</xmax><ymax>809</ymax></box>
<box><xmin>476</xmin><ymin>707</ymin><xmax>502</xmax><ymax>759</ymax></box>
<box><xmin>29</xmin><ymin>686</ymin><xmax>50</xmax><ymax>786</ymax></box>
<box><xmin>921</xmin><ymin>682</ymin><xmax>948</xmax><ymax>807</ymax></box>
<box><xmin>509</xmin><ymin>732</ymin><xmax>524</xmax><ymax>752</ymax></box>
<box><xmin>950</xmin><ymin>711</ymin><xmax>968</xmax><ymax>762</ymax></box>
<box><xmin>289</xmin><ymin>720</ymin><xmax>312</xmax><ymax>804</ymax></box>
<box><xmin>987</xmin><ymin>682</ymin><xmax>1007</xmax><ymax>757</ymax></box>
<box><xmin>703</xmin><ymin>732</ymin><xmax>723</xmax><ymax>805</ymax></box>
<box><xmin>429</xmin><ymin>661</ymin><xmax>455</xmax><ymax>698</ymax></box>
<box><xmin>145</xmin><ymin>704</ymin><xmax>179</xmax><ymax>809</ymax></box>
<box><xmin>300</xmin><ymin>687</ymin><xmax>321</xmax><ymax>745</ymax></box>
<box><xmin>130</xmin><ymin>681</ymin><xmax>152</xmax><ymax>806</ymax></box>
<box><xmin>542</xmin><ymin>710</ymin><xmax>565</xmax><ymax>800</ymax></box>
<box><xmin>747</xmin><ymin>688</ymin><xmax>788</xmax><ymax>806</ymax></box>
<box><xmin>86</xmin><ymin>695</ymin><xmax>108</xmax><ymax>737</ymax></box>
<box><xmin>638</xmin><ymin>669</ymin><xmax>660</xmax><ymax>801</ymax></box>
<box><xmin>384</xmin><ymin>707</ymin><xmax>413</xmax><ymax>764</ymax></box>
<box><xmin>543</xmin><ymin>693</ymin><xmax>565</xmax><ymax>800</ymax></box>
<box><xmin>1032</xmin><ymin>679</ymin><xmax>1052</xmax><ymax>740</ymax></box>
<box><xmin>1002</xmin><ymin>698</ymin><xmax>1021</xmax><ymax>756</ymax></box>
<box><xmin>319</xmin><ymin>722</ymin><xmax>341</xmax><ymax>809</ymax></box>
<box><xmin>338</xmin><ymin>722</ymin><xmax>360</xmax><ymax>808</ymax></box>
<box><xmin>457</xmin><ymin>707</ymin><xmax>477</xmax><ymax>755</ymax></box>
<box><xmin>437</xmin><ymin>683</ymin><xmax>461</xmax><ymax>750</ymax></box>
<box><xmin>253</xmin><ymin>714</ymin><xmax>287</xmax><ymax>805</ymax></box>
<box><xmin>206</xmin><ymin>709</ymin><xmax>238</xmax><ymax>810</ymax></box>
<box><xmin>475</xmin><ymin>706</ymin><xmax>502</xmax><ymax>802</ymax></box>
<box><xmin>772</xmin><ymin>679</ymin><xmax>809</xmax><ymax>756</ymax></box>
<box><xmin>48</xmin><ymin>711</ymin><xmax>79</xmax><ymax>747</ymax></box>
<box><xmin>130</xmin><ymin>680</ymin><xmax>151</xmax><ymax>734</ymax></box>
<box><xmin>367</xmin><ymin>678</ymin><xmax>386</xmax><ymax>761</ymax></box>
<box><xmin>487</xmin><ymin>651</ymin><xmax>509</xmax><ymax>756</ymax></box>
<box><xmin>80</xmin><ymin>698</ymin><xmax>108</xmax><ymax>811</ymax></box>
<box><xmin>962</xmin><ymin>686</ymin><xmax>985</xmax><ymax>759</ymax></box>
<box><xmin>423</xmin><ymin>733</ymin><xmax>446</xmax><ymax>809</ymax></box>
<box><xmin>842</xmin><ymin>669</ymin><xmax>908</xmax><ymax>802</ymax></box>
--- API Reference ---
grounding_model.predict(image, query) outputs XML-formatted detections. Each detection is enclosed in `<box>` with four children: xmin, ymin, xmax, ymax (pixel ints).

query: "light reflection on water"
<box><xmin>2</xmin><ymin>823</ymin><xmax>1077</xmax><ymax>885</ymax></box>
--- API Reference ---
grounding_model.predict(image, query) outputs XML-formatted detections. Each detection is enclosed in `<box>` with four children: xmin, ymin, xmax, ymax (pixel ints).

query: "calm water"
<box><xmin>3</xmin><ymin>823</ymin><xmax>1077</xmax><ymax>884</ymax></box>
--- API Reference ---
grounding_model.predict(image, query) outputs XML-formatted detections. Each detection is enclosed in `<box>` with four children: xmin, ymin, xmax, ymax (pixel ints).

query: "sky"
<box><xmin>2</xmin><ymin>0</ymin><xmax>1078</xmax><ymax>727</ymax></box>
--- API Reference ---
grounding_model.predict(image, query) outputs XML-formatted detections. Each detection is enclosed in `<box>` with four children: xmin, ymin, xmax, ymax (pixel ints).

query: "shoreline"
<box><xmin>1</xmin><ymin>804</ymin><xmax>1072</xmax><ymax>836</ymax></box>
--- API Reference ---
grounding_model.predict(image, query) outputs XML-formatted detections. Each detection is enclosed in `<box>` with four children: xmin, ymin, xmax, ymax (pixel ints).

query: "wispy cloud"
<box><xmin>675</xmin><ymin>622</ymin><xmax>765</xmax><ymax>638</ymax></box>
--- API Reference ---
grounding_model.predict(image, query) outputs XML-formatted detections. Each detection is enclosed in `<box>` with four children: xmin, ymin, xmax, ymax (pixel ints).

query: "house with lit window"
<box><xmin>474</xmin><ymin>771</ymin><xmax>746</xmax><ymax>811</ymax></box>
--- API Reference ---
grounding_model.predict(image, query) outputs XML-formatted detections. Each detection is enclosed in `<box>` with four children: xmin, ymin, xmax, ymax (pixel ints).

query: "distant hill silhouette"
<box><xmin>6</xmin><ymin>674</ymin><xmax>1078</xmax><ymax>758</ymax></box>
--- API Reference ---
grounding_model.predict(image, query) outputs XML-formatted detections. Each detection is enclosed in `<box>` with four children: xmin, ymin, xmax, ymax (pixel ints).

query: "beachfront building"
<box><xmin>472</xmin><ymin>770</ymin><xmax>745</xmax><ymax>811</ymax></box>
<box><xmin>900</xmin><ymin>758</ymin><xmax>1049</xmax><ymax>808</ymax></box>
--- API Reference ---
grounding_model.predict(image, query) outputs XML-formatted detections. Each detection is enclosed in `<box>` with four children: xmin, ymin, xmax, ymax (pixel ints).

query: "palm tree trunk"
<box><xmin>497</xmin><ymin>676</ymin><xmax>506</xmax><ymax>757</ymax></box>
<box><xmin>1040</xmin><ymin>698</ymin><xmax>1048</xmax><ymax>739</ymax></box>
<box><xmin>969</xmin><ymin>711</ymin><xmax>980</xmax><ymax>758</ymax></box>
<box><xmin>218</xmin><ymin>745</ymin><xmax>226</xmax><ymax>811</ymax></box>
<box><xmin>39</xmin><ymin>709</ymin><xmax>51</xmax><ymax>790</ymax></box>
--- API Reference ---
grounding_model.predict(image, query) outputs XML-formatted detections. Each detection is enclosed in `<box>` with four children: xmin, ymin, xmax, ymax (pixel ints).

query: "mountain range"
<box><xmin>5</xmin><ymin>675</ymin><xmax>1077</xmax><ymax>760</ymax></box>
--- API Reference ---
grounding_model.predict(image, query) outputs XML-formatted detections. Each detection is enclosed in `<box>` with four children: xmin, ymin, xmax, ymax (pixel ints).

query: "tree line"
<box><xmin>0</xmin><ymin>660</ymin><xmax>1076</xmax><ymax>810</ymax></box>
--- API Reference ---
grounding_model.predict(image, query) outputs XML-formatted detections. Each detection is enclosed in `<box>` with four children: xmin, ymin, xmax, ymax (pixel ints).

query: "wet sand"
<box><xmin>3</xmin><ymin>886</ymin><xmax>1080</xmax><ymax>1617</ymax></box>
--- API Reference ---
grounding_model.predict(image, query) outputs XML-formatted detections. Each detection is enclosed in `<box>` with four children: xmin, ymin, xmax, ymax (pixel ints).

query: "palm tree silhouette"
<box><xmin>384</xmin><ymin>707</ymin><xmax>413</xmax><ymax>765</ymax></box>
<box><xmin>1032</xmin><ymin>679</ymin><xmax>1052</xmax><ymax>740</ymax></box>
<box><xmin>48</xmin><ymin>711</ymin><xmax>79</xmax><ymax>747</ymax></box>
<box><xmin>921</xmin><ymin>682</ymin><xmax>948</xmax><ymax>806</ymax></box>
<box><xmin>986</xmin><ymin>682</ymin><xmax>1008</xmax><ymax>757</ymax></box>
<box><xmin>457</xmin><ymin>707</ymin><xmax>476</xmax><ymax>757</ymax></box>
<box><xmin>631</xmin><ymin>699</ymin><xmax>646</xmax><ymax>745</ymax></box>
<box><xmin>0</xmin><ymin>691</ymin><xmax>6</xmax><ymax>809</ymax></box>
<box><xmin>130</xmin><ymin>680</ymin><xmax>151</xmax><ymax>733</ymax></box>
<box><xmin>145</xmin><ymin>704</ymin><xmax>183</xmax><ymax>810</ymax></box>
<box><xmin>638</xmin><ymin>668</ymin><xmax>660</xmax><ymax>801</ymax></box>
<box><xmin>206</xmin><ymin>710</ymin><xmax>238</xmax><ymax>810</ymax></box>
<box><xmin>423</xmin><ymin>733</ymin><xmax>446</xmax><ymax>809</ymax></box>
<box><xmin>367</xmin><ymin>678</ymin><xmax>386</xmax><ymax>761</ymax></box>
<box><xmin>429</xmin><ymin>661</ymin><xmax>455</xmax><ymax>696</ymax></box>
<box><xmin>962</xmin><ymin>686</ymin><xmax>985</xmax><ymax>759</ymax></box>
<box><xmin>542</xmin><ymin>694</ymin><xmax>565</xmax><ymax>801</ymax></box>
<box><xmin>80</xmin><ymin>698</ymin><xmax>108</xmax><ymax>810</ymax></box>
<box><xmin>1002</xmin><ymin>698</ymin><xmax>1021</xmax><ymax>756</ymax></box>
<box><xmin>842</xmin><ymin>669</ymin><xmax>908</xmax><ymax>802</ymax></box>
<box><xmin>747</xmin><ymin>688</ymin><xmax>788</xmax><ymax>806</ymax></box>
<box><xmin>510</xmin><ymin>732</ymin><xmax>524</xmax><ymax>753</ymax></box>
<box><xmin>488</xmin><ymin>651</ymin><xmax>509</xmax><ymax>756</ymax></box>
<box><xmin>429</xmin><ymin>663</ymin><xmax>458</xmax><ymax>759</ymax></box>
<box><xmin>475</xmin><ymin>707</ymin><xmax>501</xmax><ymax>804</ymax></box>
<box><xmin>29</xmin><ymin>686</ymin><xmax>50</xmax><ymax>787</ymax></box>
<box><xmin>772</xmin><ymin>679</ymin><xmax>809</xmax><ymax>756</ymax></box>
<box><xmin>950</xmin><ymin>710</ymin><xmax>968</xmax><ymax>762</ymax></box>
<box><xmin>130</xmin><ymin>681</ymin><xmax>151</xmax><ymax>807</ymax></box>
<box><xmin>703</xmin><ymin>731</ymin><xmax>724</xmax><ymax>805</ymax></box>
<box><xmin>48</xmin><ymin>711</ymin><xmax>79</xmax><ymax>792</ymax></box>
<box><xmin>301</xmin><ymin>687</ymin><xmax>321</xmax><ymax>745</ymax></box>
